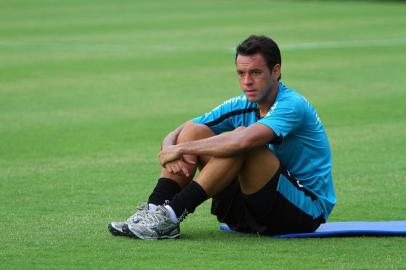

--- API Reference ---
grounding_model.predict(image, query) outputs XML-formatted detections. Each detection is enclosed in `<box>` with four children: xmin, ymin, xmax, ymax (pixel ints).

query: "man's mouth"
<box><xmin>245</xmin><ymin>89</ymin><xmax>256</xmax><ymax>96</ymax></box>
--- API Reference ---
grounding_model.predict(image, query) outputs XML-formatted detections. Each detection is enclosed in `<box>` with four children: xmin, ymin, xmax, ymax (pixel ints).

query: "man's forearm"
<box><xmin>159</xmin><ymin>123</ymin><xmax>275</xmax><ymax>166</ymax></box>
<box><xmin>177</xmin><ymin>131</ymin><xmax>246</xmax><ymax>158</ymax></box>
<box><xmin>175</xmin><ymin>123</ymin><xmax>276</xmax><ymax>158</ymax></box>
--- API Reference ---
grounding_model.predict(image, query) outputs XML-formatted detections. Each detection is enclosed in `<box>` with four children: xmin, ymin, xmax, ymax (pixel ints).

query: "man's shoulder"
<box><xmin>222</xmin><ymin>94</ymin><xmax>250</xmax><ymax>105</ymax></box>
<box><xmin>215</xmin><ymin>94</ymin><xmax>255</xmax><ymax>111</ymax></box>
<box><xmin>277</xmin><ymin>82</ymin><xmax>307</xmax><ymax>106</ymax></box>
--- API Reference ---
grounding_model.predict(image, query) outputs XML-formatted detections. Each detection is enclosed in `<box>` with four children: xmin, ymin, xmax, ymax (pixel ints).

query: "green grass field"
<box><xmin>1</xmin><ymin>0</ymin><xmax>406</xmax><ymax>269</ymax></box>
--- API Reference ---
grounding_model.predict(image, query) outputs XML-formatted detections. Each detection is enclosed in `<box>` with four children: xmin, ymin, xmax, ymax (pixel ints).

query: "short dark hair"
<box><xmin>235</xmin><ymin>35</ymin><xmax>281</xmax><ymax>78</ymax></box>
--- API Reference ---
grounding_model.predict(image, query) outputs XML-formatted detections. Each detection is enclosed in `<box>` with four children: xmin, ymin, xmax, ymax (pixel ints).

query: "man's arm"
<box><xmin>159</xmin><ymin>123</ymin><xmax>275</xmax><ymax>166</ymax></box>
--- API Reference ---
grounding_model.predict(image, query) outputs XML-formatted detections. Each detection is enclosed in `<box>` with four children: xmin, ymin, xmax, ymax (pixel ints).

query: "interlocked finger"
<box><xmin>164</xmin><ymin>160</ymin><xmax>191</xmax><ymax>177</ymax></box>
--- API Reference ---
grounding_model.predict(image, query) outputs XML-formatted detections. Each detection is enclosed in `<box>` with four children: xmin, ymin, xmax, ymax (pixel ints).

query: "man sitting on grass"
<box><xmin>108</xmin><ymin>35</ymin><xmax>336</xmax><ymax>239</ymax></box>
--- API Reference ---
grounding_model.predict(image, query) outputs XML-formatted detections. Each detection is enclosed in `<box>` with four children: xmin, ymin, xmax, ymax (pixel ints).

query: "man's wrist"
<box><xmin>177</xmin><ymin>144</ymin><xmax>185</xmax><ymax>156</ymax></box>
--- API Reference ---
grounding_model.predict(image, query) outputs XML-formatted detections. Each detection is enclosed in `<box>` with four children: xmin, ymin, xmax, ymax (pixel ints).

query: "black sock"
<box><xmin>147</xmin><ymin>178</ymin><xmax>182</xmax><ymax>205</ymax></box>
<box><xmin>168</xmin><ymin>181</ymin><xmax>208</xmax><ymax>221</ymax></box>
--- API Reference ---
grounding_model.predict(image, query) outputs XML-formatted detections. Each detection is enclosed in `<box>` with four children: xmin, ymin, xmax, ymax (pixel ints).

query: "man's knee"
<box><xmin>177</xmin><ymin>121</ymin><xmax>215</xmax><ymax>143</ymax></box>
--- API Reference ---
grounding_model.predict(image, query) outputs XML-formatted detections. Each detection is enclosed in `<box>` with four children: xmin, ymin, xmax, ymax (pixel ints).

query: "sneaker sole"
<box><xmin>122</xmin><ymin>224</ymin><xmax>180</xmax><ymax>240</ymax></box>
<box><xmin>108</xmin><ymin>224</ymin><xmax>126</xmax><ymax>236</ymax></box>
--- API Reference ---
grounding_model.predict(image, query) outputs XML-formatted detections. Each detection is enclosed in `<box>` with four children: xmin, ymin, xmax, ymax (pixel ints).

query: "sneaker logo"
<box><xmin>154</xmin><ymin>226</ymin><xmax>178</xmax><ymax>237</ymax></box>
<box><xmin>178</xmin><ymin>210</ymin><xmax>189</xmax><ymax>222</ymax></box>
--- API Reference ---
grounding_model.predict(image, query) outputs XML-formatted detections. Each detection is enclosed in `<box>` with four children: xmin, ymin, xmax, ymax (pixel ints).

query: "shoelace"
<box><xmin>139</xmin><ymin>208</ymin><xmax>167</xmax><ymax>226</ymax></box>
<box><xmin>127</xmin><ymin>204</ymin><xmax>148</xmax><ymax>222</ymax></box>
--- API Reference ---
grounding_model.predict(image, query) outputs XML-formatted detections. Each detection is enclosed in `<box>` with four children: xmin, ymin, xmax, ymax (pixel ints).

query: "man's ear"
<box><xmin>272</xmin><ymin>64</ymin><xmax>281</xmax><ymax>80</ymax></box>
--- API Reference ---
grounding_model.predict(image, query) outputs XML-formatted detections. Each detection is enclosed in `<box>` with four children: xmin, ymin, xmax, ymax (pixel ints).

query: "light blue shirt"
<box><xmin>192</xmin><ymin>82</ymin><xmax>336</xmax><ymax>219</ymax></box>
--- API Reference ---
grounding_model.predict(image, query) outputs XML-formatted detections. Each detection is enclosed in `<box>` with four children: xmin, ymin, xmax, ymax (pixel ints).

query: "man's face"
<box><xmin>235</xmin><ymin>53</ymin><xmax>280</xmax><ymax>104</ymax></box>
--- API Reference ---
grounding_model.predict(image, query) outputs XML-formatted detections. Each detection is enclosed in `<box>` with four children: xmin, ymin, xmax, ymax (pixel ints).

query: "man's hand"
<box><xmin>159</xmin><ymin>145</ymin><xmax>196</xmax><ymax>177</ymax></box>
<box><xmin>163</xmin><ymin>159</ymin><xmax>192</xmax><ymax>177</ymax></box>
<box><xmin>159</xmin><ymin>145</ymin><xmax>182</xmax><ymax>165</ymax></box>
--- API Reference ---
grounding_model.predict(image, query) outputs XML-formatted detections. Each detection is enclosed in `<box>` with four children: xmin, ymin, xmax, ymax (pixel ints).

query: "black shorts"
<box><xmin>211</xmin><ymin>165</ymin><xmax>325</xmax><ymax>235</ymax></box>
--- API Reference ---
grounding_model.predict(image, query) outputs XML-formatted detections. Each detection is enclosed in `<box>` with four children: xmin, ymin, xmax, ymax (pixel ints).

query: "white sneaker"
<box><xmin>123</xmin><ymin>206</ymin><xmax>180</xmax><ymax>240</ymax></box>
<box><xmin>108</xmin><ymin>203</ymin><xmax>150</xmax><ymax>236</ymax></box>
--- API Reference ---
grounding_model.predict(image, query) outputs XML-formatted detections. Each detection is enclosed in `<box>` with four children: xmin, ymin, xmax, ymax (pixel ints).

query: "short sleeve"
<box><xmin>258</xmin><ymin>96</ymin><xmax>305</xmax><ymax>139</ymax></box>
<box><xmin>192</xmin><ymin>99</ymin><xmax>237</xmax><ymax>134</ymax></box>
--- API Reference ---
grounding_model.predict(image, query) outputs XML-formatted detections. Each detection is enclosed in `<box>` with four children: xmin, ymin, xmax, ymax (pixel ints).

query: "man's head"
<box><xmin>235</xmin><ymin>35</ymin><xmax>282</xmax><ymax>105</ymax></box>
<box><xmin>235</xmin><ymin>35</ymin><xmax>281</xmax><ymax>80</ymax></box>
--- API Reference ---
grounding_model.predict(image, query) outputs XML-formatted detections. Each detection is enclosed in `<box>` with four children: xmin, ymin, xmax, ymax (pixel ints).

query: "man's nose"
<box><xmin>243</xmin><ymin>74</ymin><xmax>253</xmax><ymax>84</ymax></box>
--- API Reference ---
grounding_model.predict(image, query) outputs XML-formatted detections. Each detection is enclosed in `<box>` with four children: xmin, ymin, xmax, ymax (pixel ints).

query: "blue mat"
<box><xmin>219</xmin><ymin>221</ymin><xmax>406</xmax><ymax>238</ymax></box>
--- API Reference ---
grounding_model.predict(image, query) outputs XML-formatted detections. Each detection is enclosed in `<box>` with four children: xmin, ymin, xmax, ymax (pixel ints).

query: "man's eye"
<box><xmin>237</xmin><ymin>72</ymin><xmax>245</xmax><ymax>77</ymax></box>
<box><xmin>252</xmin><ymin>70</ymin><xmax>262</xmax><ymax>75</ymax></box>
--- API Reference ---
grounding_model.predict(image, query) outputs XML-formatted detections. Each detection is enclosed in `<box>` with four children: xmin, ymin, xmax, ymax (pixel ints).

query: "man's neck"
<box><xmin>258</xmin><ymin>83</ymin><xmax>279</xmax><ymax>117</ymax></box>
